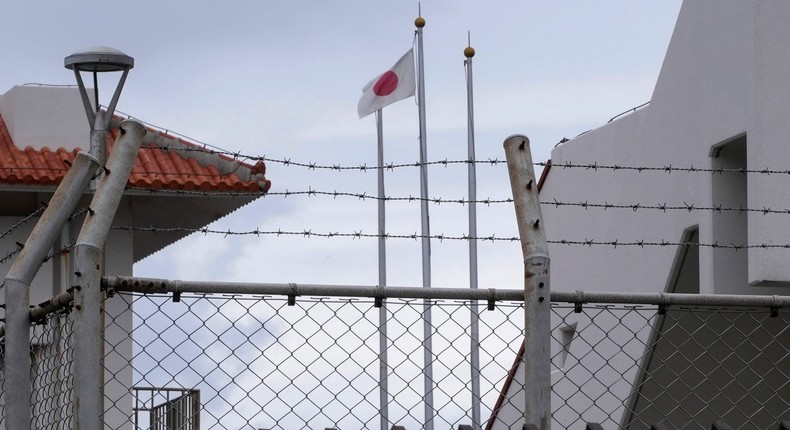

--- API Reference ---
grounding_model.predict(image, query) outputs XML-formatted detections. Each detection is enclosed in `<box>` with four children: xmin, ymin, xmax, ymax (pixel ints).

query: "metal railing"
<box><xmin>133</xmin><ymin>387</ymin><xmax>200</xmax><ymax>430</ymax></box>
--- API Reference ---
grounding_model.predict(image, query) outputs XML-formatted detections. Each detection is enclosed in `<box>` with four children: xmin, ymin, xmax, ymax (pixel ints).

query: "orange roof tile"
<box><xmin>0</xmin><ymin>115</ymin><xmax>271</xmax><ymax>192</ymax></box>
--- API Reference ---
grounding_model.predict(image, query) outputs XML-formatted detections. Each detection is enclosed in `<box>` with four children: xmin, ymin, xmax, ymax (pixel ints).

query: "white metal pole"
<box><xmin>464</xmin><ymin>43</ymin><xmax>482</xmax><ymax>430</ymax></box>
<box><xmin>504</xmin><ymin>135</ymin><xmax>551</xmax><ymax>430</ymax></box>
<box><xmin>73</xmin><ymin>120</ymin><xmax>146</xmax><ymax>430</ymax></box>
<box><xmin>376</xmin><ymin>109</ymin><xmax>389</xmax><ymax>430</ymax></box>
<box><xmin>3</xmin><ymin>151</ymin><xmax>99</xmax><ymax>430</ymax></box>
<box><xmin>415</xmin><ymin>14</ymin><xmax>434</xmax><ymax>430</ymax></box>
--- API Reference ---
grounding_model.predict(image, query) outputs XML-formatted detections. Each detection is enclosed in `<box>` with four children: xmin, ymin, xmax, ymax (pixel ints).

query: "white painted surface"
<box><xmin>543</xmin><ymin>0</ymin><xmax>790</xmax><ymax>295</ymax></box>
<box><xmin>0</xmin><ymin>85</ymin><xmax>92</xmax><ymax>152</ymax></box>
<box><xmin>493</xmin><ymin>0</ymin><xmax>790</xmax><ymax>428</ymax></box>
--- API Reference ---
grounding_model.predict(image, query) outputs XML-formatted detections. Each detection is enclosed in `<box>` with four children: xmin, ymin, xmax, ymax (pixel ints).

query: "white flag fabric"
<box><xmin>358</xmin><ymin>48</ymin><xmax>416</xmax><ymax>119</ymax></box>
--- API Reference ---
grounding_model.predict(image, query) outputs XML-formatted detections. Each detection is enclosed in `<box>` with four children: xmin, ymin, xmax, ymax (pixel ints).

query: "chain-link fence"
<box><xmin>109</xmin><ymin>291</ymin><xmax>524</xmax><ymax>430</ymax></box>
<box><xmin>1</xmin><ymin>285</ymin><xmax>789</xmax><ymax>430</ymax></box>
<box><xmin>548</xmin><ymin>304</ymin><xmax>790</xmax><ymax>430</ymax></box>
<box><xmin>29</xmin><ymin>306</ymin><xmax>75</xmax><ymax>429</ymax></box>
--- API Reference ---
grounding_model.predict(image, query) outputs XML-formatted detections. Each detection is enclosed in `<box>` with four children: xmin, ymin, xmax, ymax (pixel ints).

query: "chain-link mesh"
<box><xmin>545</xmin><ymin>304</ymin><xmax>790</xmax><ymax>430</ymax></box>
<box><xmin>105</xmin><ymin>292</ymin><xmax>524</xmax><ymax>430</ymax></box>
<box><xmin>29</xmin><ymin>307</ymin><xmax>75</xmax><ymax>429</ymax></box>
<box><xmin>3</xmin><ymin>290</ymin><xmax>788</xmax><ymax>430</ymax></box>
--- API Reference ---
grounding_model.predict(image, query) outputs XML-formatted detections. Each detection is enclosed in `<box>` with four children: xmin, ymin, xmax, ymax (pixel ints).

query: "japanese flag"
<box><xmin>357</xmin><ymin>48</ymin><xmax>416</xmax><ymax>119</ymax></box>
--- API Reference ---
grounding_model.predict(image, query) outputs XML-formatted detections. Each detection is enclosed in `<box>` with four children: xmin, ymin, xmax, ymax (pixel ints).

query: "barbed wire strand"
<box><xmin>133</xmin><ymin>144</ymin><xmax>790</xmax><ymax>175</ymax></box>
<box><xmin>0</xmin><ymin>244</ymin><xmax>23</xmax><ymax>265</ymax></box>
<box><xmin>0</xmin><ymin>206</ymin><xmax>46</xmax><ymax>240</ymax></box>
<box><xmin>5</xmin><ymin>152</ymin><xmax>790</xmax><ymax>177</ymax></box>
<box><xmin>108</xmin><ymin>225</ymin><xmax>790</xmax><ymax>249</ymax></box>
<box><xmin>125</xmin><ymin>186</ymin><xmax>790</xmax><ymax>215</ymax></box>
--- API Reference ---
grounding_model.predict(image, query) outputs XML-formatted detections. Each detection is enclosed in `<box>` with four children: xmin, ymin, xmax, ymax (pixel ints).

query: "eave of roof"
<box><xmin>0</xmin><ymin>114</ymin><xmax>271</xmax><ymax>193</ymax></box>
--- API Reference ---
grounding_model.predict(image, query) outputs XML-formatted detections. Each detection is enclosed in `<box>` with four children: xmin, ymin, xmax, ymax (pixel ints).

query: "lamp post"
<box><xmin>65</xmin><ymin>46</ymin><xmax>134</xmax><ymax>168</ymax></box>
<box><xmin>64</xmin><ymin>47</ymin><xmax>135</xmax><ymax>430</ymax></box>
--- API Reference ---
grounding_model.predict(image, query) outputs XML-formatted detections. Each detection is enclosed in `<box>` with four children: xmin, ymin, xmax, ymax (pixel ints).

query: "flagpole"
<box><xmin>376</xmin><ymin>109</ymin><xmax>389</xmax><ymax>430</ymax></box>
<box><xmin>415</xmin><ymin>13</ymin><xmax>434</xmax><ymax>430</ymax></box>
<box><xmin>464</xmin><ymin>40</ymin><xmax>482</xmax><ymax>430</ymax></box>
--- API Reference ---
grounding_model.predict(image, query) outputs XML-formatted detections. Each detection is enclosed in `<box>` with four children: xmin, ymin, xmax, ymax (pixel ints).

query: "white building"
<box><xmin>0</xmin><ymin>84</ymin><xmax>270</xmax><ymax>428</ymax></box>
<box><xmin>490</xmin><ymin>1</ymin><xmax>790</xmax><ymax>428</ymax></box>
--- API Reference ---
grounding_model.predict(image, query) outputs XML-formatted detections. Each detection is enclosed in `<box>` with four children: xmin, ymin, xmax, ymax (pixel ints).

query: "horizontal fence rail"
<box><xmin>1</xmin><ymin>278</ymin><xmax>788</xmax><ymax>430</ymax></box>
<box><xmin>105</xmin><ymin>276</ymin><xmax>790</xmax><ymax>308</ymax></box>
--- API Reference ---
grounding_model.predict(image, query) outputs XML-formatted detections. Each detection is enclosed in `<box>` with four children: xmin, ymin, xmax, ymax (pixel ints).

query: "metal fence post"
<box><xmin>73</xmin><ymin>120</ymin><xmax>145</xmax><ymax>430</ymax></box>
<box><xmin>3</xmin><ymin>152</ymin><xmax>99</xmax><ymax>429</ymax></box>
<box><xmin>504</xmin><ymin>135</ymin><xmax>551</xmax><ymax>430</ymax></box>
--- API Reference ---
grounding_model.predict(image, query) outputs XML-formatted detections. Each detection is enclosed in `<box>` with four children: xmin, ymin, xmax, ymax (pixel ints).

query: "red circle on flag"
<box><xmin>373</xmin><ymin>71</ymin><xmax>399</xmax><ymax>96</ymax></box>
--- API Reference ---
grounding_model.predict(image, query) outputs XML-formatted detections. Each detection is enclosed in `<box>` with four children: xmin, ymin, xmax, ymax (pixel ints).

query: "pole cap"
<box><xmin>415</xmin><ymin>16</ymin><xmax>426</xmax><ymax>28</ymax></box>
<box><xmin>464</xmin><ymin>46</ymin><xmax>475</xmax><ymax>58</ymax></box>
<box><xmin>65</xmin><ymin>46</ymin><xmax>134</xmax><ymax>72</ymax></box>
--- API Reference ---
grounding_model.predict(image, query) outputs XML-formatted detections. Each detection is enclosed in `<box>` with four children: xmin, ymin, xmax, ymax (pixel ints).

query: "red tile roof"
<box><xmin>0</xmin><ymin>115</ymin><xmax>271</xmax><ymax>192</ymax></box>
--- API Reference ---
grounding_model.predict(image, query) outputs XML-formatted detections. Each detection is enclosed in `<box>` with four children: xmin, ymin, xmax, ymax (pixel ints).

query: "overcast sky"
<box><xmin>0</xmin><ymin>2</ymin><xmax>683</xmax><ymax>290</ymax></box>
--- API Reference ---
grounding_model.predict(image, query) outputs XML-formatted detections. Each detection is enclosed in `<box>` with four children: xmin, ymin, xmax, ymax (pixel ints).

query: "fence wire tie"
<box><xmin>574</xmin><ymin>290</ymin><xmax>585</xmax><ymax>313</ymax></box>
<box><xmin>658</xmin><ymin>292</ymin><xmax>670</xmax><ymax>315</ymax></box>
<box><xmin>287</xmin><ymin>283</ymin><xmax>298</xmax><ymax>306</ymax></box>
<box><xmin>374</xmin><ymin>285</ymin><xmax>385</xmax><ymax>308</ymax></box>
<box><xmin>487</xmin><ymin>288</ymin><xmax>497</xmax><ymax>311</ymax></box>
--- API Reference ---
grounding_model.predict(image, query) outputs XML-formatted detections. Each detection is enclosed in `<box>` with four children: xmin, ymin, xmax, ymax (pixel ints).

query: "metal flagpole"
<box><xmin>415</xmin><ymin>12</ymin><xmax>434</xmax><ymax>430</ymax></box>
<box><xmin>464</xmin><ymin>38</ymin><xmax>482</xmax><ymax>430</ymax></box>
<box><xmin>376</xmin><ymin>109</ymin><xmax>389</xmax><ymax>430</ymax></box>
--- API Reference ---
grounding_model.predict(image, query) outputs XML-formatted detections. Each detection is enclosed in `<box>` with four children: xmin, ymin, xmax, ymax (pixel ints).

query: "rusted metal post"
<box><xmin>73</xmin><ymin>120</ymin><xmax>145</xmax><ymax>430</ymax></box>
<box><xmin>504</xmin><ymin>134</ymin><xmax>551</xmax><ymax>430</ymax></box>
<box><xmin>3</xmin><ymin>152</ymin><xmax>99</xmax><ymax>429</ymax></box>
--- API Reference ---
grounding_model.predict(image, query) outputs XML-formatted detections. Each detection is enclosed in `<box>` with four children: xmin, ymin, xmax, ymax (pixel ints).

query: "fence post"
<box><xmin>3</xmin><ymin>152</ymin><xmax>99</xmax><ymax>429</ymax></box>
<box><xmin>73</xmin><ymin>120</ymin><xmax>145</xmax><ymax>430</ymax></box>
<box><xmin>504</xmin><ymin>135</ymin><xmax>551</xmax><ymax>430</ymax></box>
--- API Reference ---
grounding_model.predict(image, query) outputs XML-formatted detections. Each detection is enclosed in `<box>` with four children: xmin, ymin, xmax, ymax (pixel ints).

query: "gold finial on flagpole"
<box><xmin>415</xmin><ymin>2</ymin><xmax>425</xmax><ymax>28</ymax></box>
<box><xmin>465</xmin><ymin>31</ymin><xmax>475</xmax><ymax>58</ymax></box>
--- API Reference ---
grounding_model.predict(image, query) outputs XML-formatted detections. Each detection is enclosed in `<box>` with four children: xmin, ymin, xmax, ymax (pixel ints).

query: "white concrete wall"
<box><xmin>0</xmin><ymin>85</ymin><xmax>93</xmax><ymax>152</ymax></box>
<box><xmin>493</xmin><ymin>0</ymin><xmax>790</xmax><ymax>428</ymax></box>
<box><xmin>542</xmin><ymin>0</ymin><xmax>790</xmax><ymax>294</ymax></box>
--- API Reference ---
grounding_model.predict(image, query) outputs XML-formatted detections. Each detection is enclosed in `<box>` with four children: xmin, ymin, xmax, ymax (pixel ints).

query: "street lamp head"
<box><xmin>64</xmin><ymin>46</ymin><xmax>134</xmax><ymax>72</ymax></box>
<box><xmin>64</xmin><ymin>46</ymin><xmax>135</xmax><ymax>166</ymax></box>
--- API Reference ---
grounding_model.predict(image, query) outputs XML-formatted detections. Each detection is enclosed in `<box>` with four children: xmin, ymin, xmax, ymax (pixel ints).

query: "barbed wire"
<box><xmin>0</xmin><ymin>240</ymin><xmax>75</xmax><ymax>266</ymax></box>
<box><xmin>0</xmin><ymin>206</ymin><xmax>91</xmax><ymax>265</ymax></box>
<box><xmin>0</xmin><ymin>244</ymin><xmax>23</xmax><ymax>265</ymax></box>
<box><xmin>548</xmin><ymin>161</ymin><xmax>789</xmax><ymax>175</ymax></box>
<box><xmin>135</xmin><ymin>144</ymin><xmax>790</xmax><ymax>175</ymax></box>
<box><xmin>6</xmin><ymin>150</ymin><xmax>790</xmax><ymax>177</ymax></box>
<box><xmin>107</xmin><ymin>225</ymin><xmax>790</xmax><ymax>249</ymax></box>
<box><xmin>0</xmin><ymin>206</ymin><xmax>46</xmax><ymax>240</ymax></box>
<box><xmin>125</xmin><ymin>186</ymin><xmax>790</xmax><ymax>215</ymax></box>
<box><xmin>43</xmin><ymin>240</ymin><xmax>75</xmax><ymax>262</ymax></box>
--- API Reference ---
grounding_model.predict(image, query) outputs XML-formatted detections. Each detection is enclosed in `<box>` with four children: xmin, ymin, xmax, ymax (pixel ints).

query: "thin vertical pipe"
<box><xmin>376</xmin><ymin>109</ymin><xmax>389</xmax><ymax>430</ymax></box>
<box><xmin>3</xmin><ymin>152</ymin><xmax>99</xmax><ymax>430</ymax></box>
<box><xmin>73</xmin><ymin>120</ymin><xmax>146</xmax><ymax>430</ymax></box>
<box><xmin>504</xmin><ymin>135</ymin><xmax>551</xmax><ymax>430</ymax></box>
<box><xmin>415</xmin><ymin>14</ymin><xmax>434</xmax><ymax>430</ymax></box>
<box><xmin>464</xmin><ymin>43</ymin><xmax>482</xmax><ymax>430</ymax></box>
